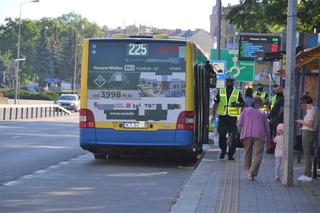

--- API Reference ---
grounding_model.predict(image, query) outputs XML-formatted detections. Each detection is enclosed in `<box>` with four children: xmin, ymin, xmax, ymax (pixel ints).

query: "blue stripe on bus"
<box><xmin>80</xmin><ymin>128</ymin><xmax>193</xmax><ymax>147</ymax></box>
<box><xmin>80</xmin><ymin>128</ymin><xmax>96</xmax><ymax>145</ymax></box>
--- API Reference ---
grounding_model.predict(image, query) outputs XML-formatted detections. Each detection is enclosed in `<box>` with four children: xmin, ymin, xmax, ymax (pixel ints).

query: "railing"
<box><xmin>0</xmin><ymin>104</ymin><xmax>71</xmax><ymax>121</ymax></box>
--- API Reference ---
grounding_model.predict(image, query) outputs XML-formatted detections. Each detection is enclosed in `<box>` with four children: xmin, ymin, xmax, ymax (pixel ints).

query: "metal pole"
<box><xmin>14</xmin><ymin>3</ymin><xmax>22</xmax><ymax>104</ymax></box>
<box><xmin>216</xmin><ymin>0</ymin><xmax>221</xmax><ymax>60</ymax></box>
<box><xmin>315</xmin><ymin>57</ymin><xmax>320</xmax><ymax>178</ymax></box>
<box><xmin>73</xmin><ymin>30</ymin><xmax>77</xmax><ymax>93</ymax></box>
<box><xmin>14</xmin><ymin>0</ymin><xmax>40</xmax><ymax>104</ymax></box>
<box><xmin>282</xmin><ymin>0</ymin><xmax>297</xmax><ymax>186</ymax></box>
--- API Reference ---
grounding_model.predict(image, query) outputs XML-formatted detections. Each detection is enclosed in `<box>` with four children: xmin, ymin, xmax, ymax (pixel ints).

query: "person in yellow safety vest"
<box><xmin>253</xmin><ymin>83</ymin><xmax>269</xmax><ymax>111</ymax></box>
<box><xmin>213</xmin><ymin>76</ymin><xmax>245</xmax><ymax>160</ymax></box>
<box><xmin>270</xmin><ymin>84</ymin><xmax>279</xmax><ymax>110</ymax></box>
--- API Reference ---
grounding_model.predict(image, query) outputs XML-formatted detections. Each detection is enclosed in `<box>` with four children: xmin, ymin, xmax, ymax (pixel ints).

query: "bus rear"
<box><xmin>80</xmin><ymin>37</ymin><xmax>197</xmax><ymax>159</ymax></box>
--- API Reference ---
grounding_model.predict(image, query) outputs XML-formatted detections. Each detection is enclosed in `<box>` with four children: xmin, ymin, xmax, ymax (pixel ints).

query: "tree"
<box><xmin>57</xmin><ymin>13</ymin><xmax>104</xmax><ymax>89</ymax></box>
<box><xmin>0</xmin><ymin>51</ymin><xmax>14</xmax><ymax>87</ymax></box>
<box><xmin>0</xmin><ymin>13</ymin><xmax>104</xmax><ymax>87</ymax></box>
<box><xmin>225</xmin><ymin>0</ymin><xmax>320</xmax><ymax>33</ymax></box>
<box><xmin>298</xmin><ymin>0</ymin><xmax>320</xmax><ymax>32</ymax></box>
<box><xmin>33</xmin><ymin>25</ymin><xmax>54</xmax><ymax>82</ymax></box>
<box><xmin>0</xmin><ymin>18</ymin><xmax>40</xmax><ymax>84</ymax></box>
<box><xmin>46</xmin><ymin>19</ymin><xmax>65</xmax><ymax>79</ymax></box>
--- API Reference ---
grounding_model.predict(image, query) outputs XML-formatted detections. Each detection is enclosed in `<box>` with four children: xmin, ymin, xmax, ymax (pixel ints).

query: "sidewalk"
<box><xmin>171</xmin><ymin>136</ymin><xmax>320</xmax><ymax>213</ymax></box>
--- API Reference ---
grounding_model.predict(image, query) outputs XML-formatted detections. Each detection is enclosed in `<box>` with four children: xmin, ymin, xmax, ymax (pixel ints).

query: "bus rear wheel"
<box><xmin>94</xmin><ymin>153</ymin><xmax>106</xmax><ymax>159</ymax></box>
<box><xmin>183</xmin><ymin>152</ymin><xmax>198</xmax><ymax>163</ymax></box>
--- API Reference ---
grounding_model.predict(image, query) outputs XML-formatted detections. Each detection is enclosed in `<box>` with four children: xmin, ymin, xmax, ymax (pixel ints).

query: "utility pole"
<box><xmin>14</xmin><ymin>2</ymin><xmax>23</xmax><ymax>104</ymax></box>
<box><xmin>282</xmin><ymin>0</ymin><xmax>297</xmax><ymax>186</ymax></box>
<box><xmin>14</xmin><ymin>0</ymin><xmax>40</xmax><ymax>104</ymax></box>
<box><xmin>216</xmin><ymin>0</ymin><xmax>221</xmax><ymax>60</ymax></box>
<box><xmin>73</xmin><ymin>29</ymin><xmax>77</xmax><ymax>94</ymax></box>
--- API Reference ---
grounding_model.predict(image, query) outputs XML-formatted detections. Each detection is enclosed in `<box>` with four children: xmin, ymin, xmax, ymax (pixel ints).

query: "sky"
<box><xmin>0</xmin><ymin>0</ymin><xmax>239</xmax><ymax>31</ymax></box>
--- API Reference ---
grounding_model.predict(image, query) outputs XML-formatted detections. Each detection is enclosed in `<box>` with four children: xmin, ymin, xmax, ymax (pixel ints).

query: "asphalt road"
<box><xmin>0</xmin><ymin>116</ymin><xmax>196</xmax><ymax>213</ymax></box>
<box><xmin>0</xmin><ymin>114</ymin><xmax>83</xmax><ymax>184</ymax></box>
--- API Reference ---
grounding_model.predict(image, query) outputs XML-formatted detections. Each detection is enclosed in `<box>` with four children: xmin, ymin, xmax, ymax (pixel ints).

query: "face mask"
<box><xmin>258</xmin><ymin>87</ymin><xmax>263</xmax><ymax>92</ymax></box>
<box><xmin>276</xmin><ymin>92</ymin><xmax>283</xmax><ymax>96</ymax></box>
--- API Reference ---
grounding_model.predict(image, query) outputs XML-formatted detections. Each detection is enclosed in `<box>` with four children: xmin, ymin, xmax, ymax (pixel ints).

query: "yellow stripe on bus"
<box><xmin>112</xmin><ymin>34</ymin><xmax>129</xmax><ymax>38</ymax></box>
<box><xmin>185</xmin><ymin>42</ymin><xmax>194</xmax><ymax>111</ymax></box>
<box><xmin>80</xmin><ymin>40</ymin><xmax>89</xmax><ymax>109</ymax></box>
<box><xmin>95</xmin><ymin>122</ymin><xmax>176</xmax><ymax>130</ymax></box>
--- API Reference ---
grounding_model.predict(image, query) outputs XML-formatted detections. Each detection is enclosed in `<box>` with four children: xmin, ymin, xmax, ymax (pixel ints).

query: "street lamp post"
<box><xmin>14</xmin><ymin>0</ymin><xmax>39</xmax><ymax>104</ymax></box>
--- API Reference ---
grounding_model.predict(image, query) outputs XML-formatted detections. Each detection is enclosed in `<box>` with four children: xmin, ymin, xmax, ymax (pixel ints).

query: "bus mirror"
<box><xmin>204</xmin><ymin>62</ymin><xmax>216</xmax><ymax>89</ymax></box>
<box><xmin>208</xmin><ymin>71</ymin><xmax>217</xmax><ymax>88</ymax></box>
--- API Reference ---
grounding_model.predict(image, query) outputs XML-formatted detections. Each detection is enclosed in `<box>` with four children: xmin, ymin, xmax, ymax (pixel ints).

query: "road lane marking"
<box><xmin>11</xmin><ymin>136</ymin><xmax>23</xmax><ymax>139</ymax></box>
<box><xmin>6</xmin><ymin>132</ymin><xmax>78</xmax><ymax>138</ymax></box>
<box><xmin>3</xmin><ymin>181</ymin><xmax>19</xmax><ymax>186</ymax></box>
<box><xmin>0</xmin><ymin>153</ymin><xmax>89</xmax><ymax>189</ymax></box>
<box><xmin>34</xmin><ymin>170</ymin><xmax>47</xmax><ymax>175</ymax></box>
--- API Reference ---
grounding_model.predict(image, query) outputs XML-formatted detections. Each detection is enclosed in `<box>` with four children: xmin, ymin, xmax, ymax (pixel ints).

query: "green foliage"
<box><xmin>0</xmin><ymin>88</ymin><xmax>59</xmax><ymax>100</ymax></box>
<box><xmin>208</xmin><ymin>123</ymin><xmax>214</xmax><ymax>132</ymax></box>
<box><xmin>33</xmin><ymin>25</ymin><xmax>54</xmax><ymax>79</ymax></box>
<box><xmin>0</xmin><ymin>13</ymin><xmax>104</xmax><ymax>86</ymax></box>
<box><xmin>297</xmin><ymin>0</ymin><xmax>320</xmax><ymax>32</ymax></box>
<box><xmin>226</xmin><ymin>0</ymin><xmax>320</xmax><ymax>33</ymax></box>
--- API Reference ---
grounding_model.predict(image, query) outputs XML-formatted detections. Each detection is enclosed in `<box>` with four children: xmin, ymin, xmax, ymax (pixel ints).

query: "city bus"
<box><xmin>79</xmin><ymin>34</ymin><xmax>214</xmax><ymax>162</ymax></box>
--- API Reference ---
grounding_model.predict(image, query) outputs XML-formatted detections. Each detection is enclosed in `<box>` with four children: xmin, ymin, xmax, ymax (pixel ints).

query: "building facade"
<box><xmin>210</xmin><ymin>3</ymin><xmax>238</xmax><ymax>50</ymax></box>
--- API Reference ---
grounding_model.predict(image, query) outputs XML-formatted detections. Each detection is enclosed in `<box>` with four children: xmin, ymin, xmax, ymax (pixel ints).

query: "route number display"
<box><xmin>128</xmin><ymin>44</ymin><xmax>148</xmax><ymax>56</ymax></box>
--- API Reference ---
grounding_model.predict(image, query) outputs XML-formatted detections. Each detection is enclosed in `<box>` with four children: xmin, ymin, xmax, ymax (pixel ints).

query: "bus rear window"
<box><xmin>87</xmin><ymin>40</ymin><xmax>186</xmax><ymax>91</ymax></box>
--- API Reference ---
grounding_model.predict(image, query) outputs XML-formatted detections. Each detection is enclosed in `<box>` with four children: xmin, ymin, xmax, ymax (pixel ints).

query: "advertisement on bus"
<box><xmin>87</xmin><ymin>40</ymin><xmax>187</xmax><ymax>124</ymax></box>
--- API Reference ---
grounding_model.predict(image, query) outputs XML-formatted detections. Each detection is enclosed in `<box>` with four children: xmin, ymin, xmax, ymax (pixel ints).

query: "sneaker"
<box><xmin>274</xmin><ymin>176</ymin><xmax>280</xmax><ymax>181</ymax></box>
<box><xmin>247</xmin><ymin>175</ymin><xmax>254</xmax><ymax>181</ymax></box>
<box><xmin>297</xmin><ymin>175</ymin><xmax>312</xmax><ymax>182</ymax></box>
<box><xmin>228</xmin><ymin>155</ymin><xmax>235</xmax><ymax>161</ymax></box>
<box><xmin>219</xmin><ymin>153</ymin><xmax>225</xmax><ymax>160</ymax></box>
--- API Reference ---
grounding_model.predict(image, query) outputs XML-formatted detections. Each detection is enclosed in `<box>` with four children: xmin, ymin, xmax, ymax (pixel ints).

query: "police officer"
<box><xmin>270</xmin><ymin>84</ymin><xmax>279</xmax><ymax>110</ymax></box>
<box><xmin>213</xmin><ymin>76</ymin><xmax>244</xmax><ymax>160</ymax></box>
<box><xmin>253</xmin><ymin>83</ymin><xmax>269</xmax><ymax>111</ymax></box>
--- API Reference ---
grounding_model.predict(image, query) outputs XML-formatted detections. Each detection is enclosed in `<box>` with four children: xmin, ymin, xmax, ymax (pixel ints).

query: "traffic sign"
<box><xmin>211</xmin><ymin>49</ymin><xmax>255</xmax><ymax>82</ymax></box>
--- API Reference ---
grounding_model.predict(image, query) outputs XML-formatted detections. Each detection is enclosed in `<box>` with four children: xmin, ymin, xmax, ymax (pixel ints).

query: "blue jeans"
<box><xmin>275</xmin><ymin>157</ymin><xmax>282</xmax><ymax>178</ymax></box>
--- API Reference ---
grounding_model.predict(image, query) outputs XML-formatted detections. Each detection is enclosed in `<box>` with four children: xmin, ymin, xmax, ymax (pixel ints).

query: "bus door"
<box><xmin>194</xmin><ymin>65</ymin><xmax>209</xmax><ymax>146</ymax></box>
<box><xmin>194</xmin><ymin>64</ymin><xmax>216</xmax><ymax>146</ymax></box>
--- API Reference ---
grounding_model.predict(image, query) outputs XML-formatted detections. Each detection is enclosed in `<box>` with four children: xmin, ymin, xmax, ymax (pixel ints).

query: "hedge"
<box><xmin>0</xmin><ymin>88</ymin><xmax>59</xmax><ymax>101</ymax></box>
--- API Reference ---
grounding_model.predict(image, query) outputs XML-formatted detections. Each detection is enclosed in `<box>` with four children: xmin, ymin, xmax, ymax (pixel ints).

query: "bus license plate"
<box><xmin>123</xmin><ymin>122</ymin><xmax>147</xmax><ymax>129</ymax></box>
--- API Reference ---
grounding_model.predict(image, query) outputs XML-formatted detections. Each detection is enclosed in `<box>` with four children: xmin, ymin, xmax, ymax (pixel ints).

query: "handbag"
<box><xmin>266</xmin><ymin>139</ymin><xmax>276</xmax><ymax>154</ymax></box>
<box><xmin>227</xmin><ymin>131</ymin><xmax>243</xmax><ymax>148</ymax></box>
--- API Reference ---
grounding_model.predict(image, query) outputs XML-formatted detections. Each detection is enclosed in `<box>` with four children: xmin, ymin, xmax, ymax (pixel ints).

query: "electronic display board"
<box><xmin>239</xmin><ymin>34</ymin><xmax>281</xmax><ymax>61</ymax></box>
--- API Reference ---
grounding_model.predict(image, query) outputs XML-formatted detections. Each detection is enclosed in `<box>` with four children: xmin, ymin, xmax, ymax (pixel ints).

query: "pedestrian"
<box><xmin>253</xmin><ymin>83</ymin><xmax>269</xmax><ymax>111</ymax></box>
<box><xmin>267</xmin><ymin>86</ymin><xmax>284</xmax><ymax>154</ymax></box>
<box><xmin>270</xmin><ymin>84</ymin><xmax>279</xmax><ymax>110</ymax></box>
<box><xmin>296</xmin><ymin>95</ymin><xmax>319</xmax><ymax>182</ymax></box>
<box><xmin>237</xmin><ymin>97</ymin><xmax>271</xmax><ymax>180</ymax></box>
<box><xmin>274</xmin><ymin>123</ymin><xmax>284</xmax><ymax>181</ymax></box>
<box><xmin>269</xmin><ymin>86</ymin><xmax>284</xmax><ymax>136</ymax></box>
<box><xmin>212</xmin><ymin>76</ymin><xmax>244</xmax><ymax>160</ymax></box>
<box><xmin>244</xmin><ymin>87</ymin><xmax>253</xmax><ymax>108</ymax></box>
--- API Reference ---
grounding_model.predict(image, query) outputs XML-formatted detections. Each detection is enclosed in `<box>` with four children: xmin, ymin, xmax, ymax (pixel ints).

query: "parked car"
<box><xmin>56</xmin><ymin>94</ymin><xmax>80</xmax><ymax>112</ymax></box>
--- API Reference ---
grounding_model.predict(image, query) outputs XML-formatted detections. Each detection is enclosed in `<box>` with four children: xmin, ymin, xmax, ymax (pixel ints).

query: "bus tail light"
<box><xmin>80</xmin><ymin>109</ymin><xmax>95</xmax><ymax>128</ymax></box>
<box><xmin>176</xmin><ymin>111</ymin><xmax>194</xmax><ymax>130</ymax></box>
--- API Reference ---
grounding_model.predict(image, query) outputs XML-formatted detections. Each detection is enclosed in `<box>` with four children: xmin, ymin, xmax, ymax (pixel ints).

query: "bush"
<box><xmin>0</xmin><ymin>88</ymin><xmax>59</xmax><ymax>100</ymax></box>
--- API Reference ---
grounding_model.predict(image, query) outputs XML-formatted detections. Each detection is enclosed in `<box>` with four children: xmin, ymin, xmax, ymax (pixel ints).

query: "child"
<box><xmin>274</xmin><ymin>123</ymin><xmax>284</xmax><ymax>181</ymax></box>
